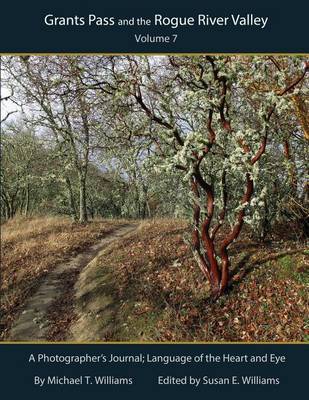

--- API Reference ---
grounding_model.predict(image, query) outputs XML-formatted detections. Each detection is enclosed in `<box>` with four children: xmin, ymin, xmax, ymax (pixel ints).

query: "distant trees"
<box><xmin>2</xmin><ymin>56</ymin><xmax>119</xmax><ymax>222</ymax></box>
<box><xmin>1</xmin><ymin>123</ymin><xmax>49</xmax><ymax>218</ymax></box>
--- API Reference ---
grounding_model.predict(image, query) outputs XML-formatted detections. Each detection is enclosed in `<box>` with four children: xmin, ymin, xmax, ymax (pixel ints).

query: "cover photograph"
<box><xmin>0</xmin><ymin>1</ymin><xmax>308</xmax><ymax>399</ymax></box>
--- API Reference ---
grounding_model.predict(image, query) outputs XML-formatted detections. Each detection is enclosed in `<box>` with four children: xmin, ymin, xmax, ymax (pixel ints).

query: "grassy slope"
<box><xmin>71</xmin><ymin>219</ymin><xmax>308</xmax><ymax>342</ymax></box>
<box><xmin>0</xmin><ymin>216</ymin><xmax>125</xmax><ymax>339</ymax></box>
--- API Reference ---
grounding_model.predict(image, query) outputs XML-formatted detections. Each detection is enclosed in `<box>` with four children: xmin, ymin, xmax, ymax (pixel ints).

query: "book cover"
<box><xmin>0</xmin><ymin>1</ymin><xmax>308</xmax><ymax>399</ymax></box>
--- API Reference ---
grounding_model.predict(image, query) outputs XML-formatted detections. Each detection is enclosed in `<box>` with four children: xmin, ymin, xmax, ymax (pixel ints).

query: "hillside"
<box><xmin>0</xmin><ymin>216</ymin><xmax>127</xmax><ymax>339</ymax></box>
<box><xmin>70</xmin><ymin>219</ymin><xmax>308</xmax><ymax>342</ymax></box>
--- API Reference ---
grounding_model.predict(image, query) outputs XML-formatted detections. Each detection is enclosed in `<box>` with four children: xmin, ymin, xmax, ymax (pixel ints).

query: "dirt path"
<box><xmin>8</xmin><ymin>223</ymin><xmax>138</xmax><ymax>341</ymax></box>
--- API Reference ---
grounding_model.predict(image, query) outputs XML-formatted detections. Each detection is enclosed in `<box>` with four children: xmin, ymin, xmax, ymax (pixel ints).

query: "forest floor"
<box><xmin>69</xmin><ymin>219</ymin><xmax>309</xmax><ymax>342</ymax></box>
<box><xmin>1</xmin><ymin>217</ymin><xmax>308</xmax><ymax>342</ymax></box>
<box><xmin>1</xmin><ymin>216</ymin><xmax>136</xmax><ymax>340</ymax></box>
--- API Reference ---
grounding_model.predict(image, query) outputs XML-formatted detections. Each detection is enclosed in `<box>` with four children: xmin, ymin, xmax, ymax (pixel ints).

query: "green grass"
<box><xmin>277</xmin><ymin>254</ymin><xmax>308</xmax><ymax>284</ymax></box>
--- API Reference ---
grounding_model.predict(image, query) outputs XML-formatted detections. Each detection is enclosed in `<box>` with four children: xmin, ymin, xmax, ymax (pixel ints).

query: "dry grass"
<box><xmin>0</xmin><ymin>215</ymin><xmax>126</xmax><ymax>339</ymax></box>
<box><xmin>71</xmin><ymin>219</ymin><xmax>308</xmax><ymax>342</ymax></box>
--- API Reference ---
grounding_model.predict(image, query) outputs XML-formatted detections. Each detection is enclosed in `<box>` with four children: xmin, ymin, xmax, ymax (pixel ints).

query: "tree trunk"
<box><xmin>1</xmin><ymin>192</ymin><xmax>10</xmax><ymax>220</ymax></box>
<box><xmin>65</xmin><ymin>177</ymin><xmax>77</xmax><ymax>221</ymax></box>
<box><xmin>78</xmin><ymin>172</ymin><xmax>88</xmax><ymax>223</ymax></box>
<box><xmin>24</xmin><ymin>184</ymin><xmax>30</xmax><ymax>217</ymax></box>
<box><xmin>8</xmin><ymin>193</ymin><xmax>17</xmax><ymax>219</ymax></box>
<box><xmin>88</xmin><ymin>196</ymin><xmax>95</xmax><ymax>219</ymax></box>
<box><xmin>260</xmin><ymin>199</ymin><xmax>270</xmax><ymax>242</ymax></box>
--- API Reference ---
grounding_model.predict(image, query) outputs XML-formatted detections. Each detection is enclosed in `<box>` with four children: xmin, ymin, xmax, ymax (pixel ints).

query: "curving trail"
<box><xmin>8</xmin><ymin>223</ymin><xmax>138</xmax><ymax>341</ymax></box>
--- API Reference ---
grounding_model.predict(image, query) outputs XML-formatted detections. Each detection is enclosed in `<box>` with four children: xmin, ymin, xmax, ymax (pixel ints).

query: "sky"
<box><xmin>0</xmin><ymin>70</ymin><xmax>20</xmax><ymax>124</ymax></box>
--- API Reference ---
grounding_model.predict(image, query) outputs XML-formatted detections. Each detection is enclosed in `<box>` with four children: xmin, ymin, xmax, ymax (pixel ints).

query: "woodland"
<box><xmin>0</xmin><ymin>55</ymin><xmax>308</xmax><ymax>341</ymax></box>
